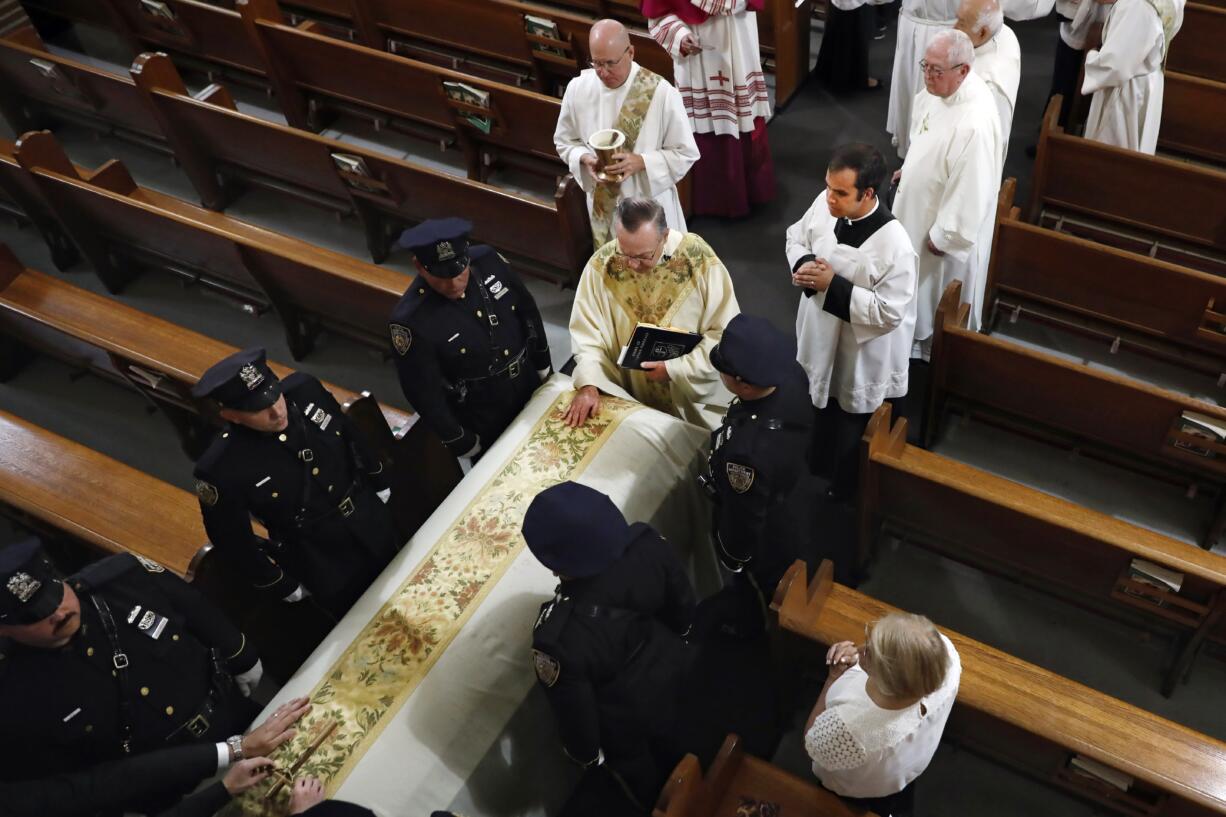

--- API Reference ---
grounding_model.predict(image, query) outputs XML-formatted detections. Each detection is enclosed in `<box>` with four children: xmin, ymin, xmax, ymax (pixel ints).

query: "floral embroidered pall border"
<box><xmin>230</xmin><ymin>393</ymin><xmax>642</xmax><ymax>816</ymax></box>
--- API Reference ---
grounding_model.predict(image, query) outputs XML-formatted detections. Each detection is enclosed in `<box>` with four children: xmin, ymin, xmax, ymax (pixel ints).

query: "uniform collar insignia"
<box><xmin>6</xmin><ymin>572</ymin><xmax>40</xmax><ymax>603</ymax></box>
<box><xmin>239</xmin><ymin>363</ymin><xmax>264</xmax><ymax>391</ymax></box>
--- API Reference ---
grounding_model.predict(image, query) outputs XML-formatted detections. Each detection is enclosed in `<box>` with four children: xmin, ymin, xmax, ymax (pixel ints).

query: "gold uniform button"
<box><xmin>418</xmin><ymin>287</ymin><xmax>425</xmax><ymax>295</ymax></box>
<box><xmin>278</xmin><ymin>434</ymin><xmax>287</xmax><ymax>442</ymax></box>
<box><xmin>312</xmin><ymin>467</ymin><xmax>320</xmax><ymax>476</ymax></box>
<box><xmin>85</xmin><ymin>725</ymin><xmax>93</xmax><ymax>733</ymax></box>
<box><xmin>461</xmin><ymin>348</ymin><xmax>467</xmax><ymax>354</ymax></box>
<box><xmin>272</xmin><ymin>492</ymin><xmax>279</xmax><ymax>499</ymax></box>
<box><xmin>512</xmin><ymin>305</ymin><xmax>517</xmax><ymax>311</ymax></box>
<box><xmin>328</xmin><ymin>485</ymin><xmax>334</xmax><ymax>492</ymax></box>
<box><xmin>503</xmin><ymin>349</ymin><xmax>510</xmax><ymax>357</ymax></box>
<box><xmin>477</xmin><ymin>309</ymin><xmax>484</xmax><ymax>318</ymax></box>
<box><xmin>165</xmin><ymin>706</ymin><xmax>175</xmax><ymax>716</ymax></box>
<box><xmin>86</xmin><ymin>647</ymin><xmax>95</xmax><ymax>657</ymax></box>
<box><xmin>172</xmin><ymin>634</ymin><xmax>180</xmax><ymax>641</ymax></box>
<box><xmin>140</xmin><ymin>687</ymin><xmax>150</xmax><ymax>697</ymax></box>
<box><xmin>222</xmin><ymin>432</ymin><xmax>229</xmax><ymax>438</ymax></box>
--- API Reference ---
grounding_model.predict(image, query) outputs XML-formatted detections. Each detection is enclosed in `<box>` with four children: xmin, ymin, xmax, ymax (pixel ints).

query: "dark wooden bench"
<box><xmin>653</xmin><ymin>734</ymin><xmax>872</xmax><ymax>816</ymax></box>
<box><xmin>1167</xmin><ymin>3</ymin><xmax>1226</xmax><ymax>84</ymax></box>
<box><xmin>1029</xmin><ymin>96</ymin><xmax>1226</xmax><ymax>277</ymax></box>
<box><xmin>860</xmin><ymin>399</ymin><xmax>1226</xmax><ymax>696</ymax></box>
<box><xmin>10</xmin><ymin>129</ymin><xmax>410</xmax><ymax>360</ymax></box>
<box><xmin>930</xmin><ymin>279</ymin><xmax>1226</xmax><ymax>549</ymax></box>
<box><xmin>1160</xmin><ymin>72</ymin><xmax>1226</xmax><ymax>168</ymax></box>
<box><xmin>0</xmin><ymin>242</ymin><xmax>462</xmax><ymax>541</ymax></box>
<box><xmin>0</xmin><ymin>134</ymin><xmax>77</xmax><ymax>269</ymax></box>
<box><xmin>129</xmin><ymin>52</ymin><xmax>592</xmax><ymax>282</ymax></box>
<box><xmin>985</xmin><ymin>180</ymin><xmax>1226</xmax><ymax>380</ymax></box>
<box><xmin>773</xmin><ymin>560</ymin><xmax>1226</xmax><ymax>817</ymax></box>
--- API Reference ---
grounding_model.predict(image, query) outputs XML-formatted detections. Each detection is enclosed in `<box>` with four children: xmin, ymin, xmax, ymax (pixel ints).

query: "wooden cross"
<box><xmin>709</xmin><ymin>70</ymin><xmax>730</xmax><ymax>87</ymax></box>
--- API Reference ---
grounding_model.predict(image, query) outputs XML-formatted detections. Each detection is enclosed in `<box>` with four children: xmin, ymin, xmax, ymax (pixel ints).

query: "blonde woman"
<box><xmin>804</xmin><ymin>613</ymin><xmax>961</xmax><ymax>816</ymax></box>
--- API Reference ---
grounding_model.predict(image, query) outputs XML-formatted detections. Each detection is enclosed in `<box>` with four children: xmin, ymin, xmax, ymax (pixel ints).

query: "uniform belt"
<box><xmin>167</xmin><ymin>691</ymin><xmax>222</xmax><ymax>741</ymax></box>
<box><xmin>295</xmin><ymin>480</ymin><xmax>361</xmax><ymax>527</ymax></box>
<box><xmin>460</xmin><ymin>347</ymin><xmax>529</xmax><ymax>386</ymax></box>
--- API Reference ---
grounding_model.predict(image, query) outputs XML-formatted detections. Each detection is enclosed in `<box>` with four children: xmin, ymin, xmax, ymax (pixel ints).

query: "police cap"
<box><xmin>191</xmin><ymin>347</ymin><xmax>282</xmax><ymax>412</ymax></box>
<box><xmin>522</xmin><ymin>482</ymin><xmax>632</xmax><ymax>578</ymax></box>
<box><xmin>711</xmin><ymin>313</ymin><xmax>798</xmax><ymax>387</ymax></box>
<box><xmin>398</xmin><ymin>217</ymin><xmax>473</xmax><ymax>278</ymax></box>
<box><xmin>0</xmin><ymin>537</ymin><xmax>65</xmax><ymax>625</ymax></box>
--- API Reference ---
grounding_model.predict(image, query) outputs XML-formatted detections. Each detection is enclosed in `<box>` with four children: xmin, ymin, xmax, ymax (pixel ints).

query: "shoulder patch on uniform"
<box><xmin>725</xmin><ymin>462</ymin><xmax>755</xmax><ymax>494</ymax></box>
<box><xmin>390</xmin><ymin>323</ymin><xmax>412</xmax><ymax>356</ymax></box>
<box><xmin>533</xmin><ymin>648</ymin><xmax>560</xmax><ymax>687</ymax></box>
<box><xmin>196</xmin><ymin>479</ymin><xmax>219</xmax><ymax>507</ymax></box>
<box><xmin>134</xmin><ymin>555</ymin><xmax>165</xmax><ymax>574</ymax></box>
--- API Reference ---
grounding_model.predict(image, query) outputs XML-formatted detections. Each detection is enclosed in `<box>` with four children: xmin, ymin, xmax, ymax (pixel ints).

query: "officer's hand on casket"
<box><xmin>241</xmin><ymin>696</ymin><xmax>311</xmax><ymax>758</ymax></box>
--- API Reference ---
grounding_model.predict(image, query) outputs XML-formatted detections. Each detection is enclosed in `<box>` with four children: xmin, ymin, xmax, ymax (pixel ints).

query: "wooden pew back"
<box><xmin>773</xmin><ymin>560</ymin><xmax>1226</xmax><ymax>816</ymax></box>
<box><xmin>1161</xmin><ymin>72</ymin><xmax>1226</xmax><ymax>166</ymax></box>
<box><xmin>1167</xmin><ymin>3</ymin><xmax>1226</xmax><ymax>83</ymax></box>
<box><xmin>1028</xmin><ymin>97</ymin><xmax>1226</xmax><ymax>269</ymax></box>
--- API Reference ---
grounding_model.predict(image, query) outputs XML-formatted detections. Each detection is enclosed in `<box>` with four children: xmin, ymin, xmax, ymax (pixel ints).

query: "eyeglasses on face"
<box><xmin>614</xmin><ymin>234</ymin><xmax>664</xmax><ymax>264</ymax></box>
<box><xmin>919</xmin><ymin>60</ymin><xmax>965</xmax><ymax>78</ymax></box>
<box><xmin>590</xmin><ymin>46</ymin><xmax>631</xmax><ymax>71</ymax></box>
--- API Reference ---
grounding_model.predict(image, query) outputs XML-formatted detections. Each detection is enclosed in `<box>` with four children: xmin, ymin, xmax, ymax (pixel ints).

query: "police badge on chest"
<box><xmin>127</xmin><ymin>605</ymin><xmax>168</xmax><ymax>640</ymax></box>
<box><xmin>303</xmin><ymin>402</ymin><xmax>332</xmax><ymax>431</ymax></box>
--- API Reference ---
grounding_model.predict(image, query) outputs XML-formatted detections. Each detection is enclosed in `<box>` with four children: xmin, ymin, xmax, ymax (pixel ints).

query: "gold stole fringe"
<box><xmin>231</xmin><ymin>393</ymin><xmax>644</xmax><ymax>816</ymax></box>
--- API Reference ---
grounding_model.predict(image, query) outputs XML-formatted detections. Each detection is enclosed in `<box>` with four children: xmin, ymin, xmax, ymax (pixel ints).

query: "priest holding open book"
<box><xmin>566</xmin><ymin>197</ymin><xmax>740</xmax><ymax>430</ymax></box>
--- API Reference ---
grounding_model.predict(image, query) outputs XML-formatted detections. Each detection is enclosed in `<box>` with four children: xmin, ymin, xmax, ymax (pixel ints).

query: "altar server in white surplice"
<box><xmin>787</xmin><ymin>144</ymin><xmax>917</xmax><ymax>499</ymax></box>
<box><xmin>565</xmin><ymin>197</ymin><xmax>739</xmax><ymax>431</ymax></box>
<box><xmin>555</xmin><ymin>19</ymin><xmax>699</xmax><ymax>246</ymax></box>
<box><xmin>956</xmin><ymin>0</ymin><xmax>1020</xmax><ymax>161</ymax></box>
<box><xmin>1081</xmin><ymin>0</ymin><xmax>1184</xmax><ymax>154</ymax></box>
<box><xmin>893</xmin><ymin>30</ymin><xmax>1001</xmax><ymax>359</ymax></box>
<box><xmin>887</xmin><ymin>0</ymin><xmax>962</xmax><ymax>158</ymax></box>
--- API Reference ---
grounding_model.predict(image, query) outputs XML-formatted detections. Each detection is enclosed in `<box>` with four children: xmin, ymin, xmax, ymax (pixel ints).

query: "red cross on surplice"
<box><xmin>709</xmin><ymin>71</ymin><xmax>730</xmax><ymax>87</ymax></box>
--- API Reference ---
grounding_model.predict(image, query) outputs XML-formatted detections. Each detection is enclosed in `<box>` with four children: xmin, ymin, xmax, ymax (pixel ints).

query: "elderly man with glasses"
<box><xmin>892</xmin><ymin>29</ymin><xmax>1002</xmax><ymax>362</ymax></box>
<box><xmin>565</xmin><ymin>197</ymin><xmax>740</xmax><ymax>430</ymax></box>
<box><xmin>554</xmin><ymin>19</ymin><xmax>699</xmax><ymax>246</ymax></box>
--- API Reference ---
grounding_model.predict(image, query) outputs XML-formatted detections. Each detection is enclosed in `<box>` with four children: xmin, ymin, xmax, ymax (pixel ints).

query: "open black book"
<box><xmin>618</xmin><ymin>322</ymin><xmax>702</xmax><ymax>370</ymax></box>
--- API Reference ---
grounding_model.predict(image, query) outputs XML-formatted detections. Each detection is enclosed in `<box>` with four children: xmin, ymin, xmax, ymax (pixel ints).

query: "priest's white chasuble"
<box><xmin>1082</xmin><ymin>0</ymin><xmax>1184</xmax><ymax>154</ymax></box>
<box><xmin>554</xmin><ymin>63</ymin><xmax>699</xmax><ymax>243</ymax></box>
<box><xmin>570</xmin><ymin>229</ymin><xmax>740</xmax><ymax>430</ymax></box>
<box><xmin>894</xmin><ymin>72</ymin><xmax>1002</xmax><ymax>357</ymax></box>
<box><xmin>975</xmin><ymin>25</ymin><xmax>1021</xmax><ymax>162</ymax></box>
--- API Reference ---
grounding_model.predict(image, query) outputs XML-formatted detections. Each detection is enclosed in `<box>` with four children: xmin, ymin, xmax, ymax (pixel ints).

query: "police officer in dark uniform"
<box><xmin>703</xmin><ymin>313</ymin><xmax>814</xmax><ymax>633</ymax></box>
<box><xmin>388</xmin><ymin>218</ymin><xmax>552</xmax><ymax>461</ymax></box>
<box><xmin>0</xmin><ymin>537</ymin><xmax>278</xmax><ymax>791</ymax></box>
<box><xmin>524</xmin><ymin>482</ymin><xmax>695</xmax><ymax>808</ymax></box>
<box><xmin>192</xmin><ymin>348</ymin><xmax>399</xmax><ymax>618</ymax></box>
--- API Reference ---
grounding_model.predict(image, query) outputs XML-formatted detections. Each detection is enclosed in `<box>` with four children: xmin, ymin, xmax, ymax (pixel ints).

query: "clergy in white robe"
<box><xmin>645</xmin><ymin>0</ymin><xmax>777</xmax><ymax>218</ymax></box>
<box><xmin>565</xmin><ymin>197</ymin><xmax>739</xmax><ymax>431</ymax></box>
<box><xmin>957</xmin><ymin>0</ymin><xmax>1020</xmax><ymax>161</ymax></box>
<box><xmin>1081</xmin><ymin>0</ymin><xmax>1184</xmax><ymax>154</ymax></box>
<box><xmin>893</xmin><ymin>30</ymin><xmax>1002</xmax><ymax>359</ymax></box>
<box><xmin>887</xmin><ymin>0</ymin><xmax>962</xmax><ymax>158</ymax></box>
<box><xmin>786</xmin><ymin>144</ymin><xmax>917</xmax><ymax>497</ymax></box>
<box><xmin>554</xmin><ymin>20</ymin><xmax>699</xmax><ymax>246</ymax></box>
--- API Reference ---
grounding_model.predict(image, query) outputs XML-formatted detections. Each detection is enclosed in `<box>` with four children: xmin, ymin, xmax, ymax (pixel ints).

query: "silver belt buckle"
<box><xmin>508</xmin><ymin>360</ymin><xmax>521</xmax><ymax>378</ymax></box>
<box><xmin>339</xmin><ymin>497</ymin><xmax>355</xmax><ymax>517</ymax></box>
<box><xmin>185</xmin><ymin>713</ymin><xmax>210</xmax><ymax>738</ymax></box>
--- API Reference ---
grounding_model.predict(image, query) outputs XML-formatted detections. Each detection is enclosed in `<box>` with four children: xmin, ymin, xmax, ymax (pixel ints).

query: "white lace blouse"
<box><xmin>804</xmin><ymin>634</ymin><xmax>961</xmax><ymax>798</ymax></box>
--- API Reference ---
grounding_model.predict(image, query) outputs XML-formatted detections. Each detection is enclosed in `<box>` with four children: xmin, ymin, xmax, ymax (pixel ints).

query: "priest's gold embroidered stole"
<box><xmin>229</xmin><ymin>392</ymin><xmax>643</xmax><ymax>816</ymax></box>
<box><xmin>590</xmin><ymin>67</ymin><xmax>662</xmax><ymax>246</ymax></box>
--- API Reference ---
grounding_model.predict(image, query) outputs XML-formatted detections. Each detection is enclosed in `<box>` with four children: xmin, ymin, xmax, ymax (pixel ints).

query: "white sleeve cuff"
<box><xmin>216</xmin><ymin>742</ymin><xmax>232</xmax><ymax>771</ymax></box>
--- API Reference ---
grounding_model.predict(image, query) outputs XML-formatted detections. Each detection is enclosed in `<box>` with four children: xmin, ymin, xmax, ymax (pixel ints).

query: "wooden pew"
<box><xmin>773</xmin><ymin>560</ymin><xmax>1226</xmax><ymax>816</ymax></box>
<box><xmin>1167</xmin><ymin>3</ymin><xmax>1226</xmax><ymax>84</ymax></box>
<box><xmin>985</xmin><ymin>181</ymin><xmax>1226</xmax><ymax>380</ymax></box>
<box><xmin>0</xmin><ymin>135</ymin><xmax>77</xmax><ymax>269</ymax></box>
<box><xmin>237</xmin><ymin>0</ymin><xmax>564</xmax><ymax>182</ymax></box>
<box><xmin>9</xmin><ymin>129</ymin><xmax>409</xmax><ymax>359</ymax></box>
<box><xmin>128</xmin><ymin>53</ymin><xmax>592</xmax><ymax>283</ymax></box>
<box><xmin>930</xmin><ymin>280</ymin><xmax>1226</xmax><ymax>549</ymax></box>
<box><xmin>0</xmin><ymin>243</ymin><xmax>462</xmax><ymax>541</ymax></box>
<box><xmin>653</xmin><ymin>734</ymin><xmax>872</xmax><ymax>817</ymax></box>
<box><xmin>1028</xmin><ymin>96</ymin><xmax>1226</xmax><ymax>277</ymax></box>
<box><xmin>1160</xmin><ymin>72</ymin><xmax>1226</xmax><ymax>168</ymax></box>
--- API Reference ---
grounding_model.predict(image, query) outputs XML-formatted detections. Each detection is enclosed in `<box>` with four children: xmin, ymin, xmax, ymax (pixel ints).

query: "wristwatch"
<box><xmin>226</xmin><ymin>735</ymin><xmax>245</xmax><ymax>762</ymax></box>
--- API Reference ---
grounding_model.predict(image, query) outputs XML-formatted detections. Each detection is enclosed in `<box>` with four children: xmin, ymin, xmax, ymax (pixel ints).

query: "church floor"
<box><xmin>1</xmin><ymin>11</ymin><xmax>1224</xmax><ymax>816</ymax></box>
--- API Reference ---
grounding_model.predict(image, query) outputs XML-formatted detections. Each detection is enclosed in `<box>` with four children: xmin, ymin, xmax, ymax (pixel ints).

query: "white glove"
<box><xmin>233</xmin><ymin>659</ymin><xmax>264</xmax><ymax>698</ymax></box>
<box><xmin>537</xmin><ymin>367</ymin><xmax>552</xmax><ymax>380</ymax></box>
<box><xmin>282</xmin><ymin>584</ymin><xmax>310</xmax><ymax>603</ymax></box>
<box><xmin>461</xmin><ymin>436</ymin><xmax>483</xmax><ymax>459</ymax></box>
<box><xmin>376</xmin><ymin>488</ymin><xmax>391</xmax><ymax>503</ymax></box>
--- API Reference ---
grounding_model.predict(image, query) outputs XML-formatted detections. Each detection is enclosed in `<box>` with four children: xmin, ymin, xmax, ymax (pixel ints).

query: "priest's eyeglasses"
<box><xmin>918</xmin><ymin>60</ymin><xmax>964</xmax><ymax>78</ymax></box>
<box><xmin>615</xmin><ymin>234</ymin><xmax>665</xmax><ymax>265</ymax></box>
<box><xmin>590</xmin><ymin>46</ymin><xmax>631</xmax><ymax>71</ymax></box>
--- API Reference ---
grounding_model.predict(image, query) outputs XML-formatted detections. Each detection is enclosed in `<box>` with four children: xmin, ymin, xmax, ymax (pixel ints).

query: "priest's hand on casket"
<box><xmin>565</xmin><ymin>386</ymin><xmax>602</xmax><ymax>427</ymax></box>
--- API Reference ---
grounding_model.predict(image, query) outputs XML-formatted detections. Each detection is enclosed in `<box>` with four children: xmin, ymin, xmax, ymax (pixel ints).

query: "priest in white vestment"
<box><xmin>644</xmin><ymin>0</ymin><xmax>777</xmax><ymax>218</ymax></box>
<box><xmin>566</xmin><ymin>197</ymin><xmax>739</xmax><ymax>430</ymax></box>
<box><xmin>956</xmin><ymin>0</ymin><xmax>1020</xmax><ymax>161</ymax></box>
<box><xmin>787</xmin><ymin>144</ymin><xmax>917</xmax><ymax>498</ymax></box>
<box><xmin>893</xmin><ymin>30</ymin><xmax>1002</xmax><ymax>359</ymax></box>
<box><xmin>887</xmin><ymin>0</ymin><xmax>962</xmax><ymax>157</ymax></box>
<box><xmin>1081</xmin><ymin>0</ymin><xmax>1184</xmax><ymax>154</ymax></box>
<box><xmin>554</xmin><ymin>20</ymin><xmax>699</xmax><ymax>246</ymax></box>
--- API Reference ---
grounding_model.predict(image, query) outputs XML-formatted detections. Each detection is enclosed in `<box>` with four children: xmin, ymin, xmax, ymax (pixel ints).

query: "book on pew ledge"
<box><xmin>1173</xmin><ymin>410</ymin><xmax>1226</xmax><ymax>458</ymax></box>
<box><xmin>617</xmin><ymin>323</ymin><xmax>702</xmax><ymax>370</ymax></box>
<box><xmin>1128</xmin><ymin>558</ymin><xmax>1184</xmax><ymax>593</ymax></box>
<box><xmin>1069</xmin><ymin>755</ymin><xmax>1134</xmax><ymax>792</ymax></box>
<box><xmin>525</xmin><ymin>14</ymin><xmax>566</xmax><ymax>57</ymax></box>
<box><xmin>442</xmin><ymin>81</ymin><xmax>492</xmax><ymax>134</ymax></box>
